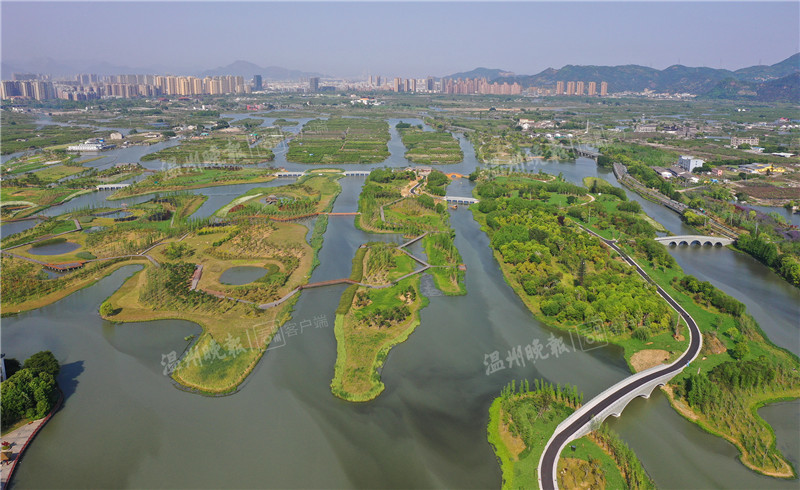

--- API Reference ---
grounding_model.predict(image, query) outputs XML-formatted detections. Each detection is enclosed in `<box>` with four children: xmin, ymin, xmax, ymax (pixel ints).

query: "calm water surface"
<box><xmin>3</xmin><ymin>121</ymin><xmax>798</xmax><ymax>488</ymax></box>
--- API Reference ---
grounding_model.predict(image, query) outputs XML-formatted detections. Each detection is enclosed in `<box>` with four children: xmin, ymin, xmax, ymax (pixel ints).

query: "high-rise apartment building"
<box><xmin>600</xmin><ymin>81</ymin><xmax>608</xmax><ymax>96</ymax></box>
<box><xmin>588</xmin><ymin>81</ymin><xmax>597</xmax><ymax>96</ymax></box>
<box><xmin>576</xmin><ymin>81</ymin><xmax>584</xmax><ymax>96</ymax></box>
<box><xmin>556</xmin><ymin>81</ymin><xmax>565</xmax><ymax>95</ymax></box>
<box><xmin>566</xmin><ymin>81</ymin><xmax>576</xmax><ymax>95</ymax></box>
<box><xmin>309</xmin><ymin>77</ymin><xmax>320</xmax><ymax>92</ymax></box>
<box><xmin>253</xmin><ymin>75</ymin><xmax>262</xmax><ymax>91</ymax></box>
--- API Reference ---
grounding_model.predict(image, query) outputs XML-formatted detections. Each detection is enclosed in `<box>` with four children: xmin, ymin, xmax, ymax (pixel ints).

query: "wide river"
<box><xmin>3</xmin><ymin>115</ymin><xmax>798</xmax><ymax>488</ymax></box>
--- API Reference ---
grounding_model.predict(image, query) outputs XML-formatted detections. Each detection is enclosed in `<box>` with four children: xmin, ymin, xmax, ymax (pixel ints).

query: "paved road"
<box><xmin>539</xmin><ymin>226</ymin><xmax>702</xmax><ymax>490</ymax></box>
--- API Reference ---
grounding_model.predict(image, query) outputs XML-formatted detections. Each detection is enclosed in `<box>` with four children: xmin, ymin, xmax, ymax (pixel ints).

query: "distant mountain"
<box><xmin>701</xmin><ymin>72</ymin><xmax>800</xmax><ymax>102</ymax></box>
<box><xmin>200</xmin><ymin>60</ymin><xmax>324</xmax><ymax>80</ymax></box>
<box><xmin>734</xmin><ymin>53</ymin><xmax>800</xmax><ymax>82</ymax></box>
<box><xmin>457</xmin><ymin>53</ymin><xmax>799</xmax><ymax>95</ymax></box>
<box><xmin>443</xmin><ymin>67</ymin><xmax>515</xmax><ymax>80</ymax></box>
<box><xmin>503</xmin><ymin>64</ymin><xmax>738</xmax><ymax>93</ymax></box>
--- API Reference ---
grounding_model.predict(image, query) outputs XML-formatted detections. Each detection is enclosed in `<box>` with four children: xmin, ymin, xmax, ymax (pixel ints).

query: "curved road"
<box><xmin>538</xmin><ymin>227</ymin><xmax>702</xmax><ymax>490</ymax></box>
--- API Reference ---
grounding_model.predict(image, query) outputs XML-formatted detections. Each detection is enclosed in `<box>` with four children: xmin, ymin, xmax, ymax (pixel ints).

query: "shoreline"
<box><xmin>1</xmin><ymin>388</ymin><xmax>64</xmax><ymax>489</ymax></box>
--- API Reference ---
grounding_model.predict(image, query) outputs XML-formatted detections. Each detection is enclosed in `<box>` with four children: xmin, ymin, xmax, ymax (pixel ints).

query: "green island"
<box><xmin>472</xmin><ymin>171</ymin><xmax>800</xmax><ymax>479</ymax></box>
<box><xmin>331</xmin><ymin>242</ymin><xmax>426</xmax><ymax>401</ymax></box>
<box><xmin>108</xmin><ymin>166</ymin><xmax>278</xmax><ymax>199</ymax></box>
<box><xmin>395</xmin><ymin>121</ymin><xmax>463</xmax><ymax>164</ymax></box>
<box><xmin>214</xmin><ymin>174</ymin><xmax>341</xmax><ymax>220</ymax></box>
<box><xmin>272</xmin><ymin>118</ymin><xmax>300</xmax><ymax>127</ymax></box>
<box><xmin>2</xmin><ymin>175</ymin><xmax>342</xmax><ymax>395</ymax></box>
<box><xmin>487</xmin><ymin>381</ymin><xmax>654</xmax><ymax>489</ymax></box>
<box><xmin>1</xmin><ymin>186</ymin><xmax>90</xmax><ymax>219</ymax></box>
<box><xmin>356</xmin><ymin>168</ymin><xmax>466</xmax><ymax>294</ymax></box>
<box><xmin>330</xmin><ymin>167</ymin><xmax>467</xmax><ymax>401</ymax></box>
<box><xmin>1</xmin><ymin>159</ymin><xmax>145</xmax><ymax>219</ymax></box>
<box><xmin>140</xmin><ymin>126</ymin><xmax>285</xmax><ymax>165</ymax></box>
<box><xmin>287</xmin><ymin>117</ymin><xmax>390</xmax><ymax>164</ymax></box>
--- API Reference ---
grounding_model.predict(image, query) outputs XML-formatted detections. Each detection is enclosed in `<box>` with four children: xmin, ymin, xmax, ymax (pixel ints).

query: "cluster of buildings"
<box><xmin>1</xmin><ymin>73</ymin><xmax>251</xmax><ymax>101</ymax></box>
<box><xmin>57</xmin><ymin>74</ymin><xmax>250</xmax><ymax>100</ymax></box>
<box><xmin>555</xmin><ymin>80</ymin><xmax>608</xmax><ymax>96</ymax></box>
<box><xmin>440</xmin><ymin>77</ymin><xmax>523</xmax><ymax>95</ymax></box>
<box><xmin>369</xmin><ymin>76</ymin><xmax>437</xmax><ymax>93</ymax></box>
<box><xmin>0</xmin><ymin>78</ymin><xmax>56</xmax><ymax>100</ymax></box>
<box><xmin>651</xmin><ymin>155</ymin><xmax>706</xmax><ymax>184</ymax></box>
<box><xmin>67</xmin><ymin>138</ymin><xmax>115</xmax><ymax>152</ymax></box>
<box><xmin>634</xmin><ymin>123</ymin><xmax>700</xmax><ymax>138</ymax></box>
<box><xmin>652</xmin><ymin>154</ymin><xmax>787</xmax><ymax>185</ymax></box>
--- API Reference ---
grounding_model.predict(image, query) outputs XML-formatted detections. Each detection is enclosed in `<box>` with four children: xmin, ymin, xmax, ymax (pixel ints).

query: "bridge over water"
<box><xmin>655</xmin><ymin>235</ymin><xmax>734</xmax><ymax>247</ymax></box>
<box><xmin>538</xmin><ymin>226</ymin><xmax>702</xmax><ymax>490</ymax></box>
<box><xmin>444</xmin><ymin>196</ymin><xmax>479</xmax><ymax>205</ymax></box>
<box><xmin>574</xmin><ymin>148</ymin><xmax>601</xmax><ymax>159</ymax></box>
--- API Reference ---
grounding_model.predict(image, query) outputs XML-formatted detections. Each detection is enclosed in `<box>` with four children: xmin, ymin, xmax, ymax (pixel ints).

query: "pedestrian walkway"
<box><xmin>1</xmin><ymin>391</ymin><xmax>63</xmax><ymax>489</ymax></box>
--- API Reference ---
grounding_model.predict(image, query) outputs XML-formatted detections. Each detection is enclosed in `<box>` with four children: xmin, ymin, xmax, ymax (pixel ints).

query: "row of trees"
<box><xmin>736</xmin><ymin>233</ymin><xmax>800</xmax><ymax>287</ymax></box>
<box><xmin>674</xmin><ymin>274</ymin><xmax>746</xmax><ymax>317</ymax></box>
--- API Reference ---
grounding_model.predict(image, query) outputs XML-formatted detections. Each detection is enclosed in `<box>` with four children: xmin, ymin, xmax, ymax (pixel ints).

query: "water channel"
<box><xmin>2</xmin><ymin>116</ymin><xmax>798</xmax><ymax>488</ymax></box>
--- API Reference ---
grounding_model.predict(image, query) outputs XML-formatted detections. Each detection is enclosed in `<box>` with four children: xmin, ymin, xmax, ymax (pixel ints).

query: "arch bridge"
<box><xmin>654</xmin><ymin>235</ymin><xmax>734</xmax><ymax>247</ymax></box>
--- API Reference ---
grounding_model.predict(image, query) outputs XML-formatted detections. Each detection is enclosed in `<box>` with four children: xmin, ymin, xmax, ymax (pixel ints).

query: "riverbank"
<box><xmin>331</xmin><ymin>243</ymin><xmax>428</xmax><ymax>401</ymax></box>
<box><xmin>0</xmin><ymin>389</ymin><xmax>63</xmax><ymax>489</ymax></box>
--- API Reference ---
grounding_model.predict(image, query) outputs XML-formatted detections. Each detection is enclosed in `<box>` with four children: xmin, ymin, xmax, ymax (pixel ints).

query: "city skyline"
<box><xmin>2</xmin><ymin>2</ymin><xmax>799</xmax><ymax>79</ymax></box>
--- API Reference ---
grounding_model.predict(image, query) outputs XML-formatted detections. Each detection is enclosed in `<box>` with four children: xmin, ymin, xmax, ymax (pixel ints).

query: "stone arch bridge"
<box><xmin>654</xmin><ymin>235</ymin><xmax>734</xmax><ymax>247</ymax></box>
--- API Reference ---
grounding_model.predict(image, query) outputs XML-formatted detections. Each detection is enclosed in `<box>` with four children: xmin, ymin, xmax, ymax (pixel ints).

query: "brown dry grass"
<box><xmin>630</xmin><ymin>349</ymin><xmax>671</xmax><ymax>372</ymax></box>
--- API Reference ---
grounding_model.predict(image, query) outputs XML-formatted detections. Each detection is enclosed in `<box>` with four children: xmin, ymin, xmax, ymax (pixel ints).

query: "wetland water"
<box><xmin>2</xmin><ymin>119</ymin><xmax>798</xmax><ymax>488</ymax></box>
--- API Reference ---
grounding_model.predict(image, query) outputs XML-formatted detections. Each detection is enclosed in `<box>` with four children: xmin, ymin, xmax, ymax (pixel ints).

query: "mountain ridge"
<box><xmin>443</xmin><ymin>54</ymin><xmax>799</xmax><ymax>96</ymax></box>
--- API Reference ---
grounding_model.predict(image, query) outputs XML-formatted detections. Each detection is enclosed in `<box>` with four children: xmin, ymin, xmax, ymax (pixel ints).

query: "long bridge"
<box><xmin>444</xmin><ymin>196</ymin><xmax>479</xmax><ymax>205</ymax></box>
<box><xmin>96</xmin><ymin>183</ymin><xmax>130</xmax><ymax>191</ymax></box>
<box><xmin>655</xmin><ymin>235</ymin><xmax>734</xmax><ymax>247</ymax></box>
<box><xmin>538</xmin><ymin>226</ymin><xmax>702</xmax><ymax>490</ymax></box>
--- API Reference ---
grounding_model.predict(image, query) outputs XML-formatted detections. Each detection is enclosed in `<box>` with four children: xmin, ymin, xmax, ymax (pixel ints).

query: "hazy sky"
<box><xmin>2</xmin><ymin>1</ymin><xmax>798</xmax><ymax>77</ymax></box>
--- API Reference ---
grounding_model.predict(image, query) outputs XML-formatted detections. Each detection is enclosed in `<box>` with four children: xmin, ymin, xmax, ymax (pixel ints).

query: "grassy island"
<box><xmin>356</xmin><ymin>168</ymin><xmax>466</xmax><ymax>295</ymax></box>
<box><xmin>287</xmin><ymin>117</ymin><xmax>390</xmax><ymax>164</ymax></box>
<box><xmin>108</xmin><ymin>166</ymin><xmax>278</xmax><ymax>199</ymax></box>
<box><xmin>331</xmin><ymin>242</ymin><xmax>427</xmax><ymax>401</ymax></box>
<box><xmin>396</xmin><ymin>122</ymin><xmax>463</xmax><ymax>164</ymax></box>
<box><xmin>140</xmin><ymin>128</ymin><xmax>285</xmax><ymax>165</ymax></box>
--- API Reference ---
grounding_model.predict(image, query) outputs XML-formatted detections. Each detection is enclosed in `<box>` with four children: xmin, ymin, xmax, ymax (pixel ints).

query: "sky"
<box><xmin>2</xmin><ymin>1</ymin><xmax>798</xmax><ymax>78</ymax></box>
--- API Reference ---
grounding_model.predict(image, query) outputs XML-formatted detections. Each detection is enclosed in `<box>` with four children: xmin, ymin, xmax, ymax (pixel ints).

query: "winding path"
<box><xmin>537</xmin><ymin>225</ymin><xmax>702</xmax><ymax>490</ymax></box>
